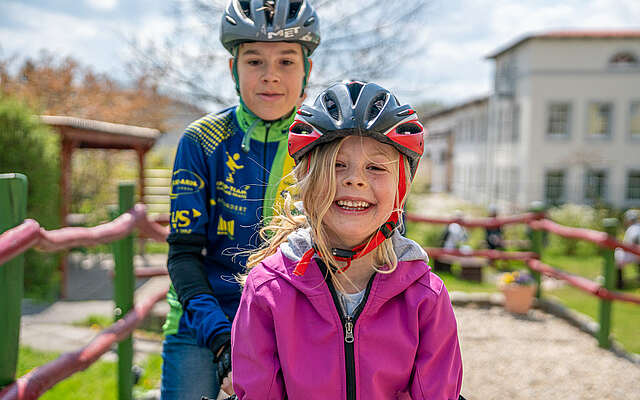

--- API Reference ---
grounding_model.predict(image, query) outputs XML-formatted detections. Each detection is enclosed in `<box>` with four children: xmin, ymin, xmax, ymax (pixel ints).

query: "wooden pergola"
<box><xmin>40</xmin><ymin>115</ymin><xmax>161</xmax><ymax>297</ymax></box>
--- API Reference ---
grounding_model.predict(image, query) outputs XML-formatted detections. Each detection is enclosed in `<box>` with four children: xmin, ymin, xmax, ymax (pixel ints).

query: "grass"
<box><xmin>16</xmin><ymin>346</ymin><xmax>162</xmax><ymax>399</ymax></box>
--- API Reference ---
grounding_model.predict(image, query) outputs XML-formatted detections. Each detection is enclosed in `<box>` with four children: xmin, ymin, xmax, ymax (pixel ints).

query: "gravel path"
<box><xmin>455</xmin><ymin>305</ymin><xmax>640</xmax><ymax>400</ymax></box>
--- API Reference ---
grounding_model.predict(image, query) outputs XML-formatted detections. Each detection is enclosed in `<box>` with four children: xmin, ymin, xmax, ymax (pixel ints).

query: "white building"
<box><xmin>422</xmin><ymin>30</ymin><xmax>640</xmax><ymax>211</ymax></box>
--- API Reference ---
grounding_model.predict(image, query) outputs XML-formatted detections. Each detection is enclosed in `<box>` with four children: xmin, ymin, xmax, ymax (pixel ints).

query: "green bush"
<box><xmin>546</xmin><ymin>204</ymin><xmax>606</xmax><ymax>257</ymax></box>
<box><xmin>0</xmin><ymin>96</ymin><xmax>60</xmax><ymax>299</ymax></box>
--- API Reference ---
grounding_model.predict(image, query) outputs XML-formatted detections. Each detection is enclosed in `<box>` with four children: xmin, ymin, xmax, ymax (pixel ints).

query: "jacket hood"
<box><xmin>253</xmin><ymin>228</ymin><xmax>433</xmax><ymax>302</ymax></box>
<box><xmin>280</xmin><ymin>227</ymin><xmax>429</xmax><ymax>264</ymax></box>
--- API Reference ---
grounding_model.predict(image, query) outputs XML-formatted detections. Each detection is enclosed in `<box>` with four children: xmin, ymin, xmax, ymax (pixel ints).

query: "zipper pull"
<box><xmin>344</xmin><ymin>317</ymin><xmax>354</xmax><ymax>343</ymax></box>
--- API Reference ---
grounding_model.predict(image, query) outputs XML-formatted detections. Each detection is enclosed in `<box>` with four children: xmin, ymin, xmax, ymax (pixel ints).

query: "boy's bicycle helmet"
<box><xmin>288</xmin><ymin>81</ymin><xmax>425</xmax><ymax>276</ymax></box>
<box><xmin>220</xmin><ymin>0</ymin><xmax>321</xmax><ymax>55</ymax></box>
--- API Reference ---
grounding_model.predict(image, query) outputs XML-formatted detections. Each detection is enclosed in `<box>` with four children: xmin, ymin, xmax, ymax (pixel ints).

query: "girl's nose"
<box><xmin>343</xmin><ymin>168</ymin><xmax>366</xmax><ymax>187</ymax></box>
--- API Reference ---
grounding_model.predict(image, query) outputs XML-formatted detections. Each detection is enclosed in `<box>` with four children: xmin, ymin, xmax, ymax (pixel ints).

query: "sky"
<box><xmin>1</xmin><ymin>0</ymin><xmax>639</xmax><ymax>108</ymax></box>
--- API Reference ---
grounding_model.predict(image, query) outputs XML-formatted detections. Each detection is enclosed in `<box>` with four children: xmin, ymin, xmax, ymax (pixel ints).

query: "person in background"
<box><xmin>614</xmin><ymin>209</ymin><xmax>640</xmax><ymax>289</ymax></box>
<box><xmin>160</xmin><ymin>1</ymin><xmax>321</xmax><ymax>398</ymax></box>
<box><xmin>485</xmin><ymin>205</ymin><xmax>504</xmax><ymax>251</ymax></box>
<box><xmin>441</xmin><ymin>210</ymin><xmax>469</xmax><ymax>250</ymax></box>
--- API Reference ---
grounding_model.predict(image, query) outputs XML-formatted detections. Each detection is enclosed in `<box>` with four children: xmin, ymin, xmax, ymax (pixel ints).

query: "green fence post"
<box><xmin>0</xmin><ymin>173</ymin><xmax>28</xmax><ymax>389</ymax></box>
<box><xmin>112</xmin><ymin>182</ymin><xmax>135</xmax><ymax>400</ymax></box>
<box><xmin>598</xmin><ymin>218</ymin><xmax>617</xmax><ymax>349</ymax></box>
<box><xmin>529</xmin><ymin>201</ymin><xmax>545</xmax><ymax>299</ymax></box>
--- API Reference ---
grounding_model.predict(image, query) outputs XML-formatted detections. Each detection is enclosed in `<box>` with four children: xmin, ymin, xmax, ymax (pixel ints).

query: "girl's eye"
<box><xmin>335</xmin><ymin>161</ymin><xmax>346</xmax><ymax>168</ymax></box>
<box><xmin>368</xmin><ymin>164</ymin><xmax>386</xmax><ymax>172</ymax></box>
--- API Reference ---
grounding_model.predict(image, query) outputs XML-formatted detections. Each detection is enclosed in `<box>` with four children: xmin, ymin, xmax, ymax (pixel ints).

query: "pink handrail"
<box><xmin>0</xmin><ymin>204</ymin><xmax>169</xmax><ymax>266</ymax></box>
<box><xmin>527</xmin><ymin>259</ymin><xmax>640</xmax><ymax>305</ymax></box>
<box><xmin>0</xmin><ymin>286</ymin><xmax>169</xmax><ymax>400</ymax></box>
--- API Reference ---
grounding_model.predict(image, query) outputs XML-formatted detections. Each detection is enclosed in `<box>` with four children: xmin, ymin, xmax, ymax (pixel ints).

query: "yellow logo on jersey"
<box><xmin>225</xmin><ymin>152</ymin><xmax>244</xmax><ymax>184</ymax></box>
<box><xmin>217</xmin><ymin>216</ymin><xmax>235</xmax><ymax>239</ymax></box>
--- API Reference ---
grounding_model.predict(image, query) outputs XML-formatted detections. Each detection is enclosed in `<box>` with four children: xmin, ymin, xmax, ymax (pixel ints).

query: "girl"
<box><xmin>231</xmin><ymin>81</ymin><xmax>463</xmax><ymax>399</ymax></box>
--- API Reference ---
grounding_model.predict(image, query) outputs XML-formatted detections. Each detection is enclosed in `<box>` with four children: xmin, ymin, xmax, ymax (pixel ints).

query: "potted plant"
<box><xmin>498</xmin><ymin>270</ymin><xmax>537</xmax><ymax>314</ymax></box>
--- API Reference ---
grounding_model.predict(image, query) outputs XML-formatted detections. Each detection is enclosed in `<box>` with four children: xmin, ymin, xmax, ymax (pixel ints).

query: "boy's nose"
<box><xmin>262</xmin><ymin>64</ymin><xmax>280</xmax><ymax>83</ymax></box>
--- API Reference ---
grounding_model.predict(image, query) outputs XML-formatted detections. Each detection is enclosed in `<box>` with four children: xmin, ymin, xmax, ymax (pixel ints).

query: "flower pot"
<box><xmin>502</xmin><ymin>284</ymin><xmax>536</xmax><ymax>314</ymax></box>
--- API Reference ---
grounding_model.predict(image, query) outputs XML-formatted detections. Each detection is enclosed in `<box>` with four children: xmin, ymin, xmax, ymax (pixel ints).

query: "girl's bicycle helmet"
<box><xmin>288</xmin><ymin>81</ymin><xmax>425</xmax><ymax>276</ymax></box>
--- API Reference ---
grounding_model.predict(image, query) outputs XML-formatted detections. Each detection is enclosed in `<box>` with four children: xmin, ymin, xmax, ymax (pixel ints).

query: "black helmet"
<box><xmin>220</xmin><ymin>0</ymin><xmax>321</xmax><ymax>55</ymax></box>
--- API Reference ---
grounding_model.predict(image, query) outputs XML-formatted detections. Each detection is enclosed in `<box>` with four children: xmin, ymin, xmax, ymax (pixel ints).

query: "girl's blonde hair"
<box><xmin>243</xmin><ymin>137</ymin><xmax>412</xmax><ymax>286</ymax></box>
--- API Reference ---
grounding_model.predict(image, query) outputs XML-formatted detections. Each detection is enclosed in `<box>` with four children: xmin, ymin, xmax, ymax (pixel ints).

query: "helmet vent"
<box><xmin>367</xmin><ymin>94</ymin><xmax>388</xmax><ymax>121</ymax></box>
<box><xmin>323</xmin><ymin>94</ymin><xmax>341</xmax><ymax>121</ymax></box>
<box><xmin>239</xmin><ymin>1</ymin><xmax>251</xmax><ymax>18</ymax></box>
<box><xmin>396</xmin><ymin>122</ymin><xmax>422</xmax><ymax>135</ymax></box>
<box><xmin>290</xmin><ymin>123</ymin><xmax>314</xmax><ymax>135</ymax></box>
<box><xmin>225</xmin><ymin>15</ymin><xmax>238</xmax><ymax>25</ymax></box>
<box><xmin>289</xmin><ymin>1</ymin><xmax>302</xmax><ymax>21</ymax></box>
<box><xmin>258</xmin><ymin>0</ymin><xmax>277</xmax><ymax>24</ymax></box>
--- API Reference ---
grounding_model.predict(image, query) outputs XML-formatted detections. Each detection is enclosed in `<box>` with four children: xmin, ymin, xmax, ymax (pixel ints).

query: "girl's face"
<box><xmin>323</xmin><ymin>136</ymin><xmax>399</xmax><ymax>249</ymax></box>
<box><xmin>231</xmin><ymin>41</ymin><xmax>307</xmax><ymax>121</ymax></box>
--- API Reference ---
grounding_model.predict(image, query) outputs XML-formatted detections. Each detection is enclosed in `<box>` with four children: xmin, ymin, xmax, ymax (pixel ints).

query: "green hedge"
<box><xmin>0</xmin><ymin>96</ymin><xmax>60</xmax><ymax>299</ymax></box>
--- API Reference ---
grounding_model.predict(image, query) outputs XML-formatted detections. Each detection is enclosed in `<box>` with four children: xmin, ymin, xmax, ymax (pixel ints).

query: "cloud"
<box><xmin>85</xmin><ymin>0</ymin><xmax>118</xmax><ymax>12</ymax></box>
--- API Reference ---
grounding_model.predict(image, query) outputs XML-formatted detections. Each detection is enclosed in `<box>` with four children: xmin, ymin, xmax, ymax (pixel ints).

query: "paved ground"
<box><xmin>18</xmin><ymin>251</ymin><xmax>640</xmax><ymax>399</ymax></box>
<box><xmin>20</xmin><ymin>253</ymin><xmax>169</xmax><ymax>363</ymax></box>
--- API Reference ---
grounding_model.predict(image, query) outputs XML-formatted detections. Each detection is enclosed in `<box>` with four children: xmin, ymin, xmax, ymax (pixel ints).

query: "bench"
<box><xmin>434</xmin><ymin>255</ymin><xmax>487</xmax><ymax>282</ymax></box>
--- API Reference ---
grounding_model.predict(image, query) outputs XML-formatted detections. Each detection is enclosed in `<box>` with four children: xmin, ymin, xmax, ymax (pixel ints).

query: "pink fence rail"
<box><xmin>0</xmin><ymin>287</ymin><xmax>168</xmax><ymax>400</ymax></box>
<box><xmin>405</xmin><ymin>212</ymin><xmax>640</xmax><ymax>306</ymax></box>
<box><xmin>0</xmin><ymin>203</ymin><xmax>170</xmax><ymax>399</ymax></box>
<box><xmin>0</xmin><ymin>204</ymin><xmax>168</xmax><ymax>265</ymax></box>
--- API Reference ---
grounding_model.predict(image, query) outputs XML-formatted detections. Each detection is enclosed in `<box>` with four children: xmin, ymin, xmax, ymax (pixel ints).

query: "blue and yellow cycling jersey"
<box><xmin>163</xmin><ymin>104</ymin><xmax>297</xmax><ymax>349</ymax></box>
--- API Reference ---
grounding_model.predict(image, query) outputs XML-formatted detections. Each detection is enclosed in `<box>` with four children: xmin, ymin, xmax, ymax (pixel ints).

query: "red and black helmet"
<box><xmin>288</xmin><ymin>81</ymin><xmax>424</xmax><ymax>179</ymax></box>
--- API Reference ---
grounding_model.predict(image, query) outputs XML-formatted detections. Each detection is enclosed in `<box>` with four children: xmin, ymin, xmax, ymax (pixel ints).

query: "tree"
<box><xmin>0</xmin><ymin>52</ymin><xmax>173</xmax><ymax>222</ymax></box>
<box><xmin>128</xmin><ymin>0</ymin><xmax>429</xmax><ymax>108</ymax></box>
<box><xmin>0</xmin><ymin>50</ymin><xmax>170</xmax><ymax>131</ymax></box>
<box><xmin>0</xmin><ymin>96</ymin><xmax>60</xmax><ymax>299</ymax></box>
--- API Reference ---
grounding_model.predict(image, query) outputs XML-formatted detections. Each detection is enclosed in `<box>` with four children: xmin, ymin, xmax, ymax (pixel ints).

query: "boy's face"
<box><xmin>232</xmin><ymin>41</ymin><xmax>307</xmax><ymax>121</ymax></box>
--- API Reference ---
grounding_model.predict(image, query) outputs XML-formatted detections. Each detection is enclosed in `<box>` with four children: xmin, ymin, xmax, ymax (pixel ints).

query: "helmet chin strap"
<box><xmin>293</xmin><ymin>155</ymin><xmax>407</xmax><ymax>277</ymax></box>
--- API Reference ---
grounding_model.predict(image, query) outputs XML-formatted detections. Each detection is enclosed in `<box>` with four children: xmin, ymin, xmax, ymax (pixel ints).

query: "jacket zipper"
<box><xmin>323</xmin><ymin>263</ymin><xmax>375</xmax><ymax>400</ymax></box>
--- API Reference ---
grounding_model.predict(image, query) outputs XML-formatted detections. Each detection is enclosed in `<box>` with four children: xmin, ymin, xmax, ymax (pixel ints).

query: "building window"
<box><xmin>587</xmin><ymin>102</ymin><xmax>613</xmax><ymax>138</ymax></box>
<box><xmin>627</xmin><ymin>170</ymin><xmax>640</xmax><ymax>201</ymax></box>
<box><xmin>545</xmin><ymin>170</ymin><xmax>565</xmax><ymax>206</ymax></box>
<box><xmin>630</xmin><ymin>101</ymin><xmax>640</xmax><ymax>139</ymax></box>
<box><xmin>585</xmin><ymin>169</ymin><xmax>607</xmax><ymax>203</ymax></box>
<box><xmin>546</xmin><ymin>103</ymin><xmax>571</xmax><ymax>137</ymax></box>
<box><xmin>512</xmin><ymin>104</ymin><xmax>520</xmax><ymax>142</ymax></box>
<box><xmin>609</xmin><ymin>51</ymin><xmax>638</xmax><ymax>67</ymax></box>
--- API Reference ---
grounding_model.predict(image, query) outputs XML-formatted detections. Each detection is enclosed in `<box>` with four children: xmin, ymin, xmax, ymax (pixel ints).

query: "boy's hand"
<box><xmin>220</xmin><ymin>371</ymin><xmax>234</xmax><ymax>397</ymax></box>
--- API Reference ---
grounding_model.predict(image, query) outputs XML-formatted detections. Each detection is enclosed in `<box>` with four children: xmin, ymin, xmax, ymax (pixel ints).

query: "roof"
<box><xmin>423</xmin><ymin>95</ymin><xmax>489</xmax><ymax>120</ymax></box>
<box><xmin>486</xmin><ymin>30</ymin><xmax>640</xmax><ymax>59</ymax></box>
<box><xmin>40</xmin><ymin>115</ymin><xmax>161</xmax><ymax>150</ymax></box>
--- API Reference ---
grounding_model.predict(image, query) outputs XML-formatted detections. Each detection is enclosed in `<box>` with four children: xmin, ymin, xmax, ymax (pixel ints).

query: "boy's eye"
<box><xmin>247</xmin><ymin>59</ymin><xmax>261</xmax><ymax>66</ymax></box>
<box><xmin>281</xmin><ymin>59</ymin><xmax>295</xmax><ymax>65</ymax></box>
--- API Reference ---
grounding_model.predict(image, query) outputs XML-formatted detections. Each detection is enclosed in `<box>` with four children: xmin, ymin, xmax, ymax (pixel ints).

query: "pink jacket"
<box><xmin>231</xmin><ymin>230</ymin><xmax>462</xmax><ymax>399</ymax></box>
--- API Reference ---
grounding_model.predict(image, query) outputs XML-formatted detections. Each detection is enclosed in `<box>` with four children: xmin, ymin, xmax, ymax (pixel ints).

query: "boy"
<box><xmin>160</xmin><ymin>1</ymin><xmax>320</xmax><ymax>398</ymax></box>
